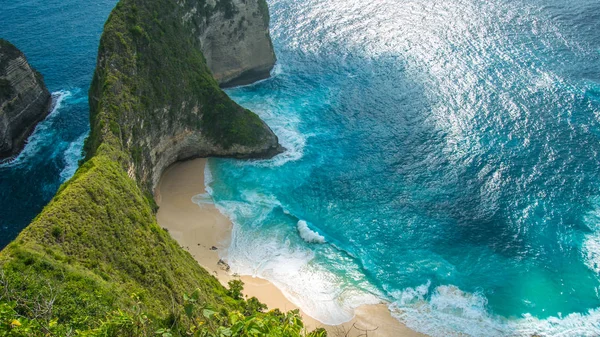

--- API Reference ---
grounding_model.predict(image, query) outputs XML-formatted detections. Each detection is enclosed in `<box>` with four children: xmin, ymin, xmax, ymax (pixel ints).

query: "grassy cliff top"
<box><xmin>0</xmin><ymin>0</ymin><xmax>316</xmax><ymax>336</ymax></box>
<box><xmin>87</xmin><ymin>0</ymin><xmax>280</xmax><ymax>191</ymax></box>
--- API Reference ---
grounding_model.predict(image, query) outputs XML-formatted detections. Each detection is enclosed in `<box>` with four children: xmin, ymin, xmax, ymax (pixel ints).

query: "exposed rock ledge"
<box><xmin>0</xmin><ymin>39</ymin><xmax>51</xmax><ymax>160</ymax></box>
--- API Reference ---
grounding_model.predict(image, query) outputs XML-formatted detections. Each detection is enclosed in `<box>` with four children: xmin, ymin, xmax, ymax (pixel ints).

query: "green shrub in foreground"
<box><xmin>0</xmin><ymin>279</ymin><xmax>327</xmax><ymax>337</ymax></box>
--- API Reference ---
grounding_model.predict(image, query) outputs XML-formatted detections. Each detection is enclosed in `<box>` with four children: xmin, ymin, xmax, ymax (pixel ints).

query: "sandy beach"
<box><xmin>155</xmin><ymin>158</ymin><xmax>425</xmax><ymax>337</ymax></box>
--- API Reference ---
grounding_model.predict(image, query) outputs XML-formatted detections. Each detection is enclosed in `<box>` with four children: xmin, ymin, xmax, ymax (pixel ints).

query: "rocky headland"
<box><xmin>196</xmin><ymin>0</ymin><xmax>277</xmax><ymax>87</ymax></box>
<box><xmin>87</xmin><ymin>0</ymin><xmax>283</xmax><ymax>192</ymax></box>
<box><xmin>0</xmin><ymin>1</ymin><xmax>320</xmax><ymax>336</ymax></box>
<box><xmin>0</xmin><ymin>39</ymin><xmax>51</xmax><ymax>160</ymax></box>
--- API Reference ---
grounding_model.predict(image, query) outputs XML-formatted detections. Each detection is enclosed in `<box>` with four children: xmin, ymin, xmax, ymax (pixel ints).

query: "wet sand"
<box><xmin>155</xmin><ymin>158</ymin><xmax>425</xmax><ymax>337</ymax></box>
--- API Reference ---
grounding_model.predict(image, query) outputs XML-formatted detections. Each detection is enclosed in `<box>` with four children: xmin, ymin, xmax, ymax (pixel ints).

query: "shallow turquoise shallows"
<box><xmin>3</xmin><ymin>0</ymin><xmax>600</xmax><ymax>335</ymax></box>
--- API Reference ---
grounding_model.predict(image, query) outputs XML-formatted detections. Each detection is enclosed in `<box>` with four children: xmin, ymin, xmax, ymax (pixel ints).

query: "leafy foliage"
<box><xmin>0</xmin><ymin>275</ymin><xmax>325</xmax><ymax>337</ymax></box>
<box><xmin>227</xmin><ymin>280</ymin><xmax>244</xmax><ymax>301</ymax></box>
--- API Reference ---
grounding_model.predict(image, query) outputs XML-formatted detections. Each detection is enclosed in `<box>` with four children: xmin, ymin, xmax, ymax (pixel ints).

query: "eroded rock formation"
<box><xmin>87</xmin><ymin>0</ymin><xmax>282</xmax><ymax>191</ymax></box>
<box><xmin>193</xmin><ymin>0</ymin><xmax>277</xmax><ymax>87</ymax></box>
<box><xmin>0</xmin><ymin>39</ymin><xmax>51</xmax><ymax>160</ymax></box>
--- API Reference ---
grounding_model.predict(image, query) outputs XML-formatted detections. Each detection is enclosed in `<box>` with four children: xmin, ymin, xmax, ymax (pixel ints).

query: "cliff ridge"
<box><xmin>193</xmin><ymin>0</ymin><xmax>277</xmax><ymax>87</ymax></box>
<box><xmin>87</xmin><ymin>0</ymin><xmax>282</xmax><ymax>191</ymax></box>
<box><xmin>0</xmin><ymin>0</ymin><xmax>316</xmax><ymax>336</ymax></box>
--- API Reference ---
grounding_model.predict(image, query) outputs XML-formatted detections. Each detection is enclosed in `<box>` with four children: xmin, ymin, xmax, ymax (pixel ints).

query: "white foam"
<box><xmin>46</xmin><ymin>90</ymin><xmax>71</xmax><ymax>118</ymax></box>
<box><xmin>209</xmin><ymin>178</ymin><xmax>600</xmax><ymax>335</ymax></box>
<box><xmin>583</xmin><ymin>198</ymin><xmax>600</xmax><ymax>274</ymax></box>
<box><xmin>228</xmin><ymin>98</ymin><xmax>308</xmax><ymax>168</ymax></box>
<box><xmin>225</xmin><ymin>82</ymin><xmax>309</xmax><ymax>168</ymax></box>
<box><xmin>584</xmin><ymin>233</ymin><xmax>600</xmax><ymax>275</ymax></box>
<box><xmin>533</xmin><ymin>71</ymin><xmax>560</xmax><ymax>91</ymax></box>
<box><xmin>224</xmin><ymin>222</ymin><xmax>380</xmax><ymax>324</ymax></box>
<box><xmin>211</xmin><ymin>191</ymin><xmax>380</xmax><ymax>325</ymax></box>
<box><xmin>249</xmin><ymin>118</ymin><xmax>307</xmax><ymax>167</ymax></box>
<box><xmin>390</xmin><ymin>282</ymin><xmax>600</xmax><ymax>337</ymax></box>
<box><xmin>197</xmin><ymin>149</ymin><xmax>377</xmax><ymax>324</ymax></box>
<box><xmin>297</xmin><ymin>220</ymin><xmax>326</xmax><ymax>243</ymax></box>
<box><xmin>0</xmin><ymin>90</ymin><xmax>71</xmax><ymax>167</ymax></box>
<box><xmin>270</xmin><ymin>61</ymin><xmax>284</xmax><ymax>77</ymax></box>
<box><xmin>59</xmin><ymin>132</ymin><xmax>87</xmax><ymax>182</ymax></box>
<box><xmin>203</xmin><ymin>161</ymin><xmax>214</xmax><ymax>195</ymax></box>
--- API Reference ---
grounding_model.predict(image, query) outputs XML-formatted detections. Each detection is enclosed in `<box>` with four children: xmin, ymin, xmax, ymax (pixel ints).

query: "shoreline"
<box><xmin>155</xmin><ymin>158</ymin><xmax>425</xmax><ymax>337</ymax></box>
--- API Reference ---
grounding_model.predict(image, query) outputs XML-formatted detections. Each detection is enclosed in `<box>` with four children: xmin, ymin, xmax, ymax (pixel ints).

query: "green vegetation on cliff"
<box><xmin>0</xmin><ymin>147</ymin><xmax>321</xmax><ymax>335</ymax></box>
<box><xmin>89</xmin><ymin>0</ymin><xmax>266</xmax><ymax>150</ymax></box>
<box><xmin>87</xmin><ymin>0</ymin><xmax>280</xmax><ymax>191</ymax></box>
<box><xmin>0</xmin><ymin>0</ymin><xmax>315</xmax><ymax>336</ymax></box>
<box><xmin>91</xmin><ymin>0</ymin><xmax>272</xmax><ymax>147</ymax></box>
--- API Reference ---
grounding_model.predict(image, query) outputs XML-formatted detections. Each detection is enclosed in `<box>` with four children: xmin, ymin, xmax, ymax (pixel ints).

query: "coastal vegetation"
<box><xmin>0</xmin><ymin>0</ymin><xmax>315</xmax><ymax>335</ymax></box>
<box><xmin>86</xmin><ymin>0</ymin><xmax>280</xmax><ymax>192</ymax></box>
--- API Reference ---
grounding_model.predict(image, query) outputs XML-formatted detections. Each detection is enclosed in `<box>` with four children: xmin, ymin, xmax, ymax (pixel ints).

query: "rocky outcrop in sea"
<box><xmin>87</xmin><ymin>0</ymin><xmax>282</xmax><ymax>191</ymax></box>
<box><xmin>0</xmin><ymin>39</ymin><xmax>51</xmax><ymax>160</ymax></box>
<box><xmin>195</xmin><ymin>0</ymin><xmax>277</xmax><ymax>87</ymax></box>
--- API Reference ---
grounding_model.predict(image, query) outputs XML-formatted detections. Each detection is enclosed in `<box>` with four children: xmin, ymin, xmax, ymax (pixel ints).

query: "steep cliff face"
<box><xmin>0</xmin><ymin>0</ymin><xmax>302</xmax><ymax>335</ymax></box>
<box><xmin>0</xmin><ymin>39</ymin><xmax>51</xmax><ymax>160</ymax></box>
<box><xmin>88</xmin><ymin>0</ymin><xmax>282</xmax><ymax>192</ymax></box>
<box><xmin>194</xmin><ymin>0</ymin><xmax>277</xmax><ymax>87</ymax></box>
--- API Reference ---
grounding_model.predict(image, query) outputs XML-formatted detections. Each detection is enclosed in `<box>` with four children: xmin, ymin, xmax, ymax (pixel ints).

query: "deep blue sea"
<box><xmin>2</xmin><ymin>0</ymin><xmax>600</xmax><ymax>335</ymax></box>
<box><xmin>0</xmin><ymin>0</ymin><xmax>119</xmax><ymax>247</ymax></box>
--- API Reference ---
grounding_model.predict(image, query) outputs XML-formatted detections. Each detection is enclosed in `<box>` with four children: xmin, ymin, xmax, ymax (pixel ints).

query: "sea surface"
<box><xmin>2</xmin><ymin>0</ymin><xmax>600</xmax><ymax>336</ymax></box>
<box><xmin>0</xmin><ymin>0</ymin><xmax>118</xmax><ymax>247</ymax></box>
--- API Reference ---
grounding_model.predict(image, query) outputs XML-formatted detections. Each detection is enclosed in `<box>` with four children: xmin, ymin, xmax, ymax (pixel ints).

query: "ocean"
<box><xmin>0</xmin><ymin>0</ymin><xmax>118</xmax><ymax>247</ymax></box>
<box><xmin>2</xmin><ymin>0</ymin><xmax>600</xmax><ymax>335</ymax></box>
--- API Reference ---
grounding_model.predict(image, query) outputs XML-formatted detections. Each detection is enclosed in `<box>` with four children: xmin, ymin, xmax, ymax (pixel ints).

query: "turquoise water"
<box><xmin>3</xmin><ymin>0</ymin><xmax>600</xmax><ymax>335</ymax></box>
<box><xmin>210</xmin><ymin>0</ymin><xmax>600</xmax><ymax>335</ymax></box>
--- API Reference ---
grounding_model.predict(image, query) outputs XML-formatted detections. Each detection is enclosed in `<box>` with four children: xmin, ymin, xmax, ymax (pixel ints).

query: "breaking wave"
<box><xmin>297</xmin><ymin>220</ymin><xmax>326</xmax><ymax>244</ymax></box>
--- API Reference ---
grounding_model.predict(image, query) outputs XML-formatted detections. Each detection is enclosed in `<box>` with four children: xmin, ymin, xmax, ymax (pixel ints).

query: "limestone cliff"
<box><xmin>0</xmin><ymin>39</ymin><xmax>51</xmax><ymax>160</ymax></box>
<box><xmin>0</xmin><ymin>0</ymin><xmax>311</xmax><ymax>335</ymax></box>
<box><xmin>87</xmin><ymin>0</ymin><xmax>282</xmax><ymax>192</ymax></box>
<box><xmin>195</xmin><ymin>0</ymin><xmax>277</xmax><ymax>87</ymax></box>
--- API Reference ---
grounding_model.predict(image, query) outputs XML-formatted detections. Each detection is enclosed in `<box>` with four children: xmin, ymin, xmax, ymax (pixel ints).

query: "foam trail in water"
<box><xmin>204</xmin><ymin>161</ymin><xmax>214</xmax><ymax>195</ymax></box>
<box><xmin>389</xmin><ymin>283</ymin><xmax>600</xmax><ymax>337</ymax></box>
<box><xmin>59</xmin><ymin>132</ymin><xmax>87</xmax><ymax>182</ymax></box>
<box><xmin>249</xmin><ymin>116</ymin><xmax>307</xmax><ymax>167</ymax></box>
<box><xmin>0</xmin><ymin>90</ymin><xmax>71</xmax><ymax>167</ymax></box>
<box><xmin>208</xmin><ymin>189</ymin><xmax>381</xmax><ymax>325</ymax></box>
<box><xmin>191</xmin><ymin>193</ymin><xmax>213</xmax><ymax>207</ymax></box>
<box><xmin>224</xmin><ymin>221</ymin><xmax>380</xmax><ymax>324</ymax></box>
<box><xmin>584</xmin><ymin>233</ymin><xmax>600</xmax><ymax>275</ymax></box>
<box><xmin>224</xmin><ymin>89</ymin><xmax>308</xmax><ymax>167</ymax></box>
<box><xmin>297</xmin><ymin>220</ymin><xmax>326</xmax><ymax>243</ymax></box>
<box><xmin>271</xmin><ymin>62</ymin><xmax>284</xmax><ymax>77</ymax></box>
<box><xmin>583</xmin><ymin>199</ymin><xmax>600</xmax><ymax>275</ymax></box>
